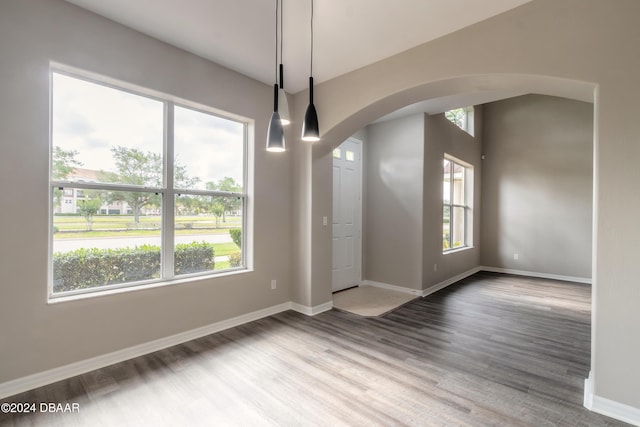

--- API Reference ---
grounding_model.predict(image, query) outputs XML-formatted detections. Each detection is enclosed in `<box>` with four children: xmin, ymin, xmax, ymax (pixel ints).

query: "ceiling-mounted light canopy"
<box><xmin>267</xmin><ymin>0</ymin><xmax>285</xmax><ymax>152</ymax></box>
<box><xmin>301</xmin><ymin>0</ymin><xmax>319</xmax><ymax>142</ymax></box>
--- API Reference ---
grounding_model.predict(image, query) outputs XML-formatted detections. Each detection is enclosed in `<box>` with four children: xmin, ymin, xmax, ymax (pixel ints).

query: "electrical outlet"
<box><xmin>514</xmin><ymin>253</ymin><xmax>519</xmax><ymax>260</ymax></box>
<box><xmin>271</xmin><ymin>279</ymin><xmax>277</xmax><ymax>290</ymax></box>
<box><xmin>322</xmin><ymin>216</ymin><xmax>328</xmax><ymax>226</ymax></box>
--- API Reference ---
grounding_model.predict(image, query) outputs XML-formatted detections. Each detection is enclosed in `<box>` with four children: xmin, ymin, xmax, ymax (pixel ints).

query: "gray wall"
<box><xmin>422</xmin><ymin>110</ymin><xmax>482</xmax><ymax>289</ymax></box>
<box><xmin>363</xmin><ymin>115</ymin><xmax>424</xmax><ymax>289</ymax></box>
<box><xmin>293</xmin><ymin>0</ymin><xmax>640</xmax><ymax>409</ymax></box>
<box><xmin>363</xmin><ymin>111</ymin><xmax>482</xmax><ymax>291</ymax></box>
<box><xmin>0</xmin><ymin>0</ymin><xmax>292</xmax><ymax>384</ymax></box>
<box><xmin>481</xmin><ymin>95</ymin><xmax>593</xmax><ymax>279</ymax></box>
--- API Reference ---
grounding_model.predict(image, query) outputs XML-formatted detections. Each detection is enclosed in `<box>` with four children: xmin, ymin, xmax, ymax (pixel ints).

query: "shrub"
<box><xmin>175</xmin><ymin>242</ymin><xmax>215</xmax><ymax>275</ymax></box>
<box><xmin>230</xmin><ymin>228</ymin><xmax>242</xmax><ymax>248</ymax></box>
<box><xmin>229</xmin><ymin>251</ymin><xmax>242</xmax><ymax>268</ymax></box>
<box><xmin>53</xmin><ymin>242</ymin><xmax>214</xmax><ymax>293</ymax></box>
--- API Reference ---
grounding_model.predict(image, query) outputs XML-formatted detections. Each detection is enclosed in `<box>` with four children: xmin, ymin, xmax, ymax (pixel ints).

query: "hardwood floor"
<box><xmin>0</xmin><ymin>272</ymin><xmax>629</xmax><ymax>426</ymax></box>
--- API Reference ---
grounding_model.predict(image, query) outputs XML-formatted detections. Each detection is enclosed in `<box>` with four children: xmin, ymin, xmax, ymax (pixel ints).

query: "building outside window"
<box><xmin>50</xmin><ymin>70</ymin><xmax>247</xmax><ymax>297</ymax></box>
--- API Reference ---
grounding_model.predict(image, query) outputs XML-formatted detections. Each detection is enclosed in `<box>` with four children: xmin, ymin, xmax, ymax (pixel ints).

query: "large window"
<box><xmin>443</xmin><ymin>155</ymin><xmax>472</xmax><ymax>252</ymax></box>
<box><xmin>50</xmin><ymin>70</ymin><xmax>247</xmax><ymax>297</ymax></box>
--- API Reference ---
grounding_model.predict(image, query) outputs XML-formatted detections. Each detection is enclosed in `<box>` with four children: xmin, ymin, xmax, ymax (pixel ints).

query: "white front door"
<box><xmin>332</xmin><ymin>138</ymin><xmax>362</xmax><ymax>292</ymax></box>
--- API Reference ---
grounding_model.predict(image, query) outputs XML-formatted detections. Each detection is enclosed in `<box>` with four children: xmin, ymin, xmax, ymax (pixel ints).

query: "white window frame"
<box><xmin>443</xmin><ymin>154</ymin><xmax>473</xmax><ymax>253</ymax></box>
<box><xmin>48</xmin><ymin>67</ymin><xmax>250</xmax><ymax>299</ymax></box>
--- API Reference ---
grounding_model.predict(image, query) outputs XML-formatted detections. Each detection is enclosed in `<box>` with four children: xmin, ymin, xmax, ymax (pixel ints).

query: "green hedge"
<box><xmin>229</xmin><ymin>251</ymin><xmax>242</xmax><ymax>268</ymax></box>
<box><xmin>230</xmin><ymin>228</ymin><xmax>242</xmax><ymax>248</ymax></box>
<box><xmin>175</xmin><ymin>242</ymin><xmax>215</xmax><ymax>275</ymax></box>
<box><xmin>53</xmin><ymin>242</ymin><xmax>214</xmax><ymax>293</ymax></box>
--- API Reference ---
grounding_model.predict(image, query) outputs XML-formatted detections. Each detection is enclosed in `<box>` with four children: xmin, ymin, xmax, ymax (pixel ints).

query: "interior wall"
<box><xmin>292</xmin><ymin>0</ymin><xmax>640</xmax><ymax>411</ymax></box>
<box><xmin>363</xmin><ymin>115</ymin><xmax>425</xmax><ymax>289</ymax></box>
<box><xmin>481</xmin><ymin>95</ymin><xmax>593</xmax><ymax>278</ymax></box>
<box><xmin>422</xmin><ymin>110</ymin><xmax>482</xmax><ymax>289</ymax></box>
<box><xmin>0</xmin><ymin>0</ymin><xmax>292</xmax><ymax>384</ymax></box>
<box><xmin>362</xmin><ymin>111</ymin><xmax>482</xmax><ymax>291</ymax></box>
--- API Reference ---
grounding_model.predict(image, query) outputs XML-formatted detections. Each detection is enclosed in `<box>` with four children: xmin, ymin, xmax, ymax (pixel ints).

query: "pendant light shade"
<box><xmin>302</xmin><ymin>77</ymin><xmax>319</xmax><ymax>141</ymax></box>
<box><xmin>267</xmin><ymin>113</ymin><xmax>285</xmax><ymax>151</ymax></box>
<box><xmin>277</xmin><ymin>89</ymin><xmax>290</xmax><ymax>125</ymax></box>
<box><xmin>266</xmin><ymin>0</ymin><xmax>286</xmax><ymax>152</ymax></box>
<box><xmin>301</xmin><ymin>0</ymin><xmax>320</xmax><ymax>142</ymax></box>
<box><xmin>266</xmin><ymin>83</ymin><xmax>285</xmax><ymax>152</ymax></box>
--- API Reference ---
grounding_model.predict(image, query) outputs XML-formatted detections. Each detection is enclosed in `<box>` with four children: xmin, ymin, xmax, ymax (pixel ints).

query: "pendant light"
<box><xmin>277</xmin><ymin>0</ymin><xmax>290</xmax><ymax>126</ymax></box>
<box><xmin>301</xmin><ymin>0</ymin><xmax>320</xmax><ymax>142</ymax></box>
<box><xmin>266</xmin><ymin>0</ymin><xmax>285</xmax><ymax>152</ymax></box>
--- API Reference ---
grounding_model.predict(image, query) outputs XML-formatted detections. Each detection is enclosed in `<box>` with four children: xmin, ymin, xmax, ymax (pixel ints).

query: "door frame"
<box><xmin>331</xmin><ymin>137</ymin><xmax>364</xmax><ymax>292</ymax></box>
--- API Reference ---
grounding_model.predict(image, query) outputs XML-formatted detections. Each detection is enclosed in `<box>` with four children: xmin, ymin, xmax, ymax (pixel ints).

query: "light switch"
<box><xmin>322</xmin><ymin>216</ymin><xmax>328</xmax><ymax>226</ymax></box>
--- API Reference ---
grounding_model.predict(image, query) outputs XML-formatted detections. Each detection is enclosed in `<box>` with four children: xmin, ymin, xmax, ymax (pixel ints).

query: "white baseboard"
<box><xmin>0</xmin><ymin>301</ymin><xmax>294</xmax><ymax>400</ymax></box>
<box><xmin>584</xmin><ymin>373</ymin><xmax>640</xmax><ymax>426</ymax></box>
<box><xmin>360</xmin><ymin>280</ymin><xmax>422</xmax><ymax>296</ymax></box>
<box><xmin>480</xmin><ymin>266</ymin><xmax>591</xmax><ymax>284</ymax></box>
<box><xmin>584</xmin><ymin>372</ymin><xmax>594</xmax><ymax>409</ymax></box>
<box><xmin>422</xmin><ymin>267</ymin><xmax>482</xmax><ymax>297</ymax></box>
<box><xmin>290</xmin><ymin>301</ymin><xmax>333</xmax><ymax>316</ymax></box>
<box><xmin>590</xmin><ymin>396</ymin><xmax>640</xmax><ymax>426</ymax></box>
<box><xmin>361</xmin><ymin>267</ymin><xmax>481</xmax><ymax>298</ymax></box>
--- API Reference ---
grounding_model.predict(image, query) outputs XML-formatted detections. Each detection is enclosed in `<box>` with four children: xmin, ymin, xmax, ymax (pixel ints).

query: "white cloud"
<box><xmin>52</xmin><ymin>73</ymin><xmax>244</xmax><ymax>188</ymax></box>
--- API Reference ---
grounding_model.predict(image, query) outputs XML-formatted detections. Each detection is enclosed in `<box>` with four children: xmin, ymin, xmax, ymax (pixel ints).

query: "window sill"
<box><xmin>47</xmin><ymin>268</ymin><xmax>253</xmax><ymax>304</ymax></box>
<box><xmin>443</xmin><ymin>246</ymin><xmax>473</xmax><ymax>255</ymax></box>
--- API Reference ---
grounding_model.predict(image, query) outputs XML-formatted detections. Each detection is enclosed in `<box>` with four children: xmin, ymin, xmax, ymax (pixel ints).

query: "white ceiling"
<box><xmin>65</xmin><ymin>0</ymin><xmax>533</xmax><ymax>95</ymax></box>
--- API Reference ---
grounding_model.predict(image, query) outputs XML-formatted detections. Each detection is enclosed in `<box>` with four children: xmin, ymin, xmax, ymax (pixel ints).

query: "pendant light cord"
<box><xmin>279</xmin><ymin>0</ymin><xmax>284</xmax><ymax>89</ymax></box>
<box><xmin>280</xmin><ymin>0</ymin><xmax>283</xmax><ymax>66</ymax></box>
<box><xmin>310</xmin><ymin>0</ymin><xmax>314</xmax><ymax>76</ymax></box>
<box><xmin>275</xmin><ymin>0</ymin><xmax>279</xmax><ymax>84</ymax></box>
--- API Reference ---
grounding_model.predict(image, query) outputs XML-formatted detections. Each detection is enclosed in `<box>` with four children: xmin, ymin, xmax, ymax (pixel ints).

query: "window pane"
<box><xmin>445</xmin><ymin>108</ymin><xmax>466</xmax><ymax>130</ymax></box>
<box><xmin>333</xmin><ymin>148</ymin><xmax>341</xmax><ymax>159</ymax></box>
<box><xmin>346</xmin><ymin>150</ymin><xmax>355</xmax><ymax>161</ymax></box>
<box><xmin>443</xmin><ymin>159</ymin><xmax>451</xmax><ymax>204</ymax></box>
<box><xmin>174</xmin><ymin>106</ymin><xmax>244</xmax><ymax>191</ymax></box>
<box><xmin>174</xmin><ymin>194</ymin><xmax>243</xmax><ymax>275</ymax></box>
<box><xmin>443</xmin><ymin>205</ymin><xmax>450</xmax><ymax>250</ymax></box>
<box><xmin>52</xmin><ymin>73</ymin><xmax>164</xmax><ymax>187</ymax></box>
<box><xmin>453</xmin><ymin>162</ymin><xmax>465</xmax><ymax>204</ymax></box>
<box><xmin>52</xmin><ymin>189</ymin><xmax>162</xmax><ymax>293</ymax></box>
<box><xmin>452</xmin><ymin>206</ymin><xmax>465</xmax><ymax>248</ymax></box>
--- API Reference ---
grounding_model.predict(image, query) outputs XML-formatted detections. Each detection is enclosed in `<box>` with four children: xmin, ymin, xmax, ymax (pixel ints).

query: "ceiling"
<box><xmin>65</xmin><ymin>0</ymin><xmax>533</xmax><ymax>96</ymax></box>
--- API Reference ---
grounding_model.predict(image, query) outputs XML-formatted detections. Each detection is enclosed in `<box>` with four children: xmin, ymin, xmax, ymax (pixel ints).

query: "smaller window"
<box><xmin>445</xmin><ymin>107</ymin><xmax>474</xmax><ymax>136</ymax></box>
<box><xmin>345</xmin><ymin>151</ymin><xmax>355</xmax><ymax>162</ymax></box>
<box><xmin>443</xmin><ymin>155</ymin><xmax>473</xmax><ymax>252</ymax></box>
<box><xmin>333</xmin><ymin>148</ymin><xmax>341</xmax><ymax>159</ymax></box>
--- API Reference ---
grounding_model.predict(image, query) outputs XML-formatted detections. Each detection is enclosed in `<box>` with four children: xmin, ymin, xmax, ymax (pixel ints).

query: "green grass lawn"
<box><xmin>212</xmin><ymin>242</ymin><xmax>241</xmax><ymax>257</ymax></box>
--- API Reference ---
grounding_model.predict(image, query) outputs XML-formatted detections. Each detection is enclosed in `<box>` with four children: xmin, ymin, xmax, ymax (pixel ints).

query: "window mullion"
<box><xmin>162</xmin><ymin>102</ymin><xmax>175</xmax><ymax>279</ymax></box>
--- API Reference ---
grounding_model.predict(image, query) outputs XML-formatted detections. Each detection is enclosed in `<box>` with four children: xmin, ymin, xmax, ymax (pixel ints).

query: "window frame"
<box><xmin>48</xmin><ymin>67</ymin><xmax>250</xmax><ymax>300</ymax></box>
<box><xmin>443</xmin><ymin>154</ymin><xmax>473</xmax><ymax>253</ymax></box>
<box><xmin>445</xmin><ymin>106</ymin><xmax>474</xmax><ymax>136</ymax></box>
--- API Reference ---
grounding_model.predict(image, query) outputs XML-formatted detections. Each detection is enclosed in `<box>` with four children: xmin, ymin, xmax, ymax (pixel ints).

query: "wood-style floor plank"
<box><xmin>0</xmin><ymin>272</ymin><xmax>630</xmax><ymax>426</ymax></box>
